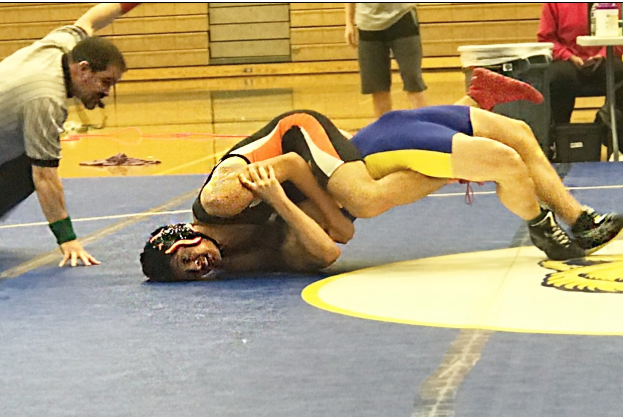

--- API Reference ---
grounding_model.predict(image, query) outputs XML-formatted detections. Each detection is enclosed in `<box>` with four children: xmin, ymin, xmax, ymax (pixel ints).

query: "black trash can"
<box><xmin>459</xmin><ymin>43</ymin><xmax>554</xmax><ymax>159</ymax></box>
<box><xmin>551</xmin><ymin>122</ymin><xmax>606</xmax><ymax>162</ymax></box>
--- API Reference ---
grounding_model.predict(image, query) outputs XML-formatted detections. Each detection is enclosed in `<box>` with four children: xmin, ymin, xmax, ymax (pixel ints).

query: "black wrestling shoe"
<box><xmin>529</xmin><ymin>210</ymin><xmax>585</xmax><ymax>260</ymax></box>
<box><xmin>570</xmin><ymin>207</ymin><xmax>623</xmax><ymax>254</ymax></box>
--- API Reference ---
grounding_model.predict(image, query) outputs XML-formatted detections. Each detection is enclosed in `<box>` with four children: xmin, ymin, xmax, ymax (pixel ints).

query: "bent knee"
<box><xmin>511</xmin><ymin>119</ymin><xmax>541</xmax><ymax>149</ymax></box>
<box><xmin>493</xmin><ymin>146</ymin><xmax>530</xmax><ymax>181</ymax></box>
<box><xmin>479</xmin><ymin>151</ymin><xmax>530</xmax><ymax>187</ymax></box>
<box><xmin>338</xmin><ymin>185</ymin><xmax>391</xmax><ymax>218</ymax></box>
<box><xmin>344</xmin><ymin>201</ymin><xmax>384</xmax><ymax>219</ymax></box>
<box><xmin>509</xmin><ymin>118</ymin><xmax>531</xmax><ymax>133</ymax></box>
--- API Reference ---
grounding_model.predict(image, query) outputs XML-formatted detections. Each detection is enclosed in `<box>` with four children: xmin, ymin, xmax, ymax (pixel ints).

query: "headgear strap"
<box><xmin>147</xmin><ymin>224</ymin><xmax>220</xmax><ymax>255</ymax></box>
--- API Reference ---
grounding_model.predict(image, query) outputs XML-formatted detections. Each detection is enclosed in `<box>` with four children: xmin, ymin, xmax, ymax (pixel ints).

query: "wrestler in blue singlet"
<box><xmin>350</xmin><ymin>105</ymin><xmax>473</xmax><ymax>180</ymax></box>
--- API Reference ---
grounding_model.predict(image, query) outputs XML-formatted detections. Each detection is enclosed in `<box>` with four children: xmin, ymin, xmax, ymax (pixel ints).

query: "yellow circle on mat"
<box><xmin>302</xmin><ymin>241</ymin><xmax>623</xmax><ymax>335</ymax></box>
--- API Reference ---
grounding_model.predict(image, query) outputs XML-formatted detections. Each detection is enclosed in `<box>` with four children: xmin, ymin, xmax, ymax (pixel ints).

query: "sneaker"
<box><xmin>571</xmin><ymin>207</ymin><xmax>623</xmax><ymax>254</ymax></box>
<box><xmin>468</xmin><ymin>68</ymin><xmax>544</xmax><ymax>111</ymax></box>
<box><xmin>529</xmin><ymin>210</ymin><xmax>585</xmax><ymax>260</ymax></box>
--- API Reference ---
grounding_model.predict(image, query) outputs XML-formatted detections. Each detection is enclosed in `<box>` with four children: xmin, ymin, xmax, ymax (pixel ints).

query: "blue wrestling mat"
<box><xmin>1</xmin><ymin>162</ymin><xmax>623</xmax><ymax>417</ymax></box>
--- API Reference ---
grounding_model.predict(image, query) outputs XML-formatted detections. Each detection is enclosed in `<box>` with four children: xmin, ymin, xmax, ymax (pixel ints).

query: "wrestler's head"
<box><xmin>69</xmin><ymin>37</ymin><xmax>126</xmax><ymax>109</ymax></box>
<box><xmin>140</xmin><ymin>223</ymin><xmax>222</xmax><ymax>282</ymax></box>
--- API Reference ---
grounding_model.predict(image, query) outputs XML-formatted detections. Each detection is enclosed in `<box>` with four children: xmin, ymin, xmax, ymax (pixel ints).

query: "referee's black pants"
<box><xmin>0</xmin><ymin>154</ymin><xmax>35</xmax><ymax>219</ymax></box>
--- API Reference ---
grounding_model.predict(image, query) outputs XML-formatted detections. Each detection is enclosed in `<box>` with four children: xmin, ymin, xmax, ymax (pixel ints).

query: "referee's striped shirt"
<box><xmin>0</xmin><ymin>25</ymin><xmax>87</xmax><ymax>167</ymax></box>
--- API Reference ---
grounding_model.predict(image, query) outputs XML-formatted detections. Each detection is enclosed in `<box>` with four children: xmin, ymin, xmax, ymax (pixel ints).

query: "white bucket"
<box><xmin>457</xmin><ymin>42</ymin><xmax>554</xmax><ymax>68</ymax></box>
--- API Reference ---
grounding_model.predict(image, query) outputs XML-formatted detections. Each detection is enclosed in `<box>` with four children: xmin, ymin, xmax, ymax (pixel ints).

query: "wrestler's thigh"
<box><xmin>451</xmin><ymin>132</ymin><xmax>522</xmax><ymax>182</ymax></box>
<box><xmin>327</xmin><ymin>160</ymin><xmax>377</xmax><ymax>199</ymax></box>
<box><xmin>469</xmin><ymin>107</ymin><xmax>536</xmax><ymax>154</ymax></box>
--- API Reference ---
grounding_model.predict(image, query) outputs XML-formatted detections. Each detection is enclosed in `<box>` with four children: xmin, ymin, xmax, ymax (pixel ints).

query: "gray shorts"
<box><xmin>357</xmin><ymin>12</ymin><xmax>427</xmax><ymax>94</ymax></box>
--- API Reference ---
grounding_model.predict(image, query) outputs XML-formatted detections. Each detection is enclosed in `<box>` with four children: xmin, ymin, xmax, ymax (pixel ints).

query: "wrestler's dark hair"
<box><xmin>140</xmin><ymin>225</ymin><xmax>176</xmax><ymax>282</ymax></box>
<box><xmin>140</xmin><ymin>243</ymin><xmax>176</xmax><ymax>282</ymax></box>
<box><xmin>71</xmin><ymin>37</ymin><xmax>127</xmax><ymax>73</ymax></box>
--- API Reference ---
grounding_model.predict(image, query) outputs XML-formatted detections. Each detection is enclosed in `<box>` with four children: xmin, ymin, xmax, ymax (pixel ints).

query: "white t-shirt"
<box><xmin>355</xmin><ymin>3</ymin><xmax>416</xmax><ymax>31</ymax></box>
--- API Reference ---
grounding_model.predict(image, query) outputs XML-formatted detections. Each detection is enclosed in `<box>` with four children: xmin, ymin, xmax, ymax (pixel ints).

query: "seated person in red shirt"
<box><xmin>538</xmin><ymin>3</ymin><xmax>623</xmax><ymax>124</ymax></box>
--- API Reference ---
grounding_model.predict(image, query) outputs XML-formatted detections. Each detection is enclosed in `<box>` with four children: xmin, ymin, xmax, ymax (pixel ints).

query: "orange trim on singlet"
<box><xmin>245</xmin><ymin>128</ymin><xmax>284</xmax><ymax>163</ymax></box>
<box><xmin>244</xmin><ymin>113</ymin><xmax>342</xmax><ymax>163</ymax></box>
<box><xmin>281</xmin><ymin>113</ymin><xmax>342</xmax><ymax>159</ymax></box>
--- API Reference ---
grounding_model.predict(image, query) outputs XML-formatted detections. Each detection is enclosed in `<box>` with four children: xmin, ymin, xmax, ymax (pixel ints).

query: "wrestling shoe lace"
<box><xmin>529</xmin><ymin>210</ymin><xmax>585</xmax><ymax>260</ymax></box>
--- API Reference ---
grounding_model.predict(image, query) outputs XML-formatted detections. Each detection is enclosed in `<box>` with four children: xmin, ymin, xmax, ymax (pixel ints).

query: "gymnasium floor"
<box><xmin>2</xmin><ymin>71</ymin><xmax>623</xmax><ymax>417</ymax></box>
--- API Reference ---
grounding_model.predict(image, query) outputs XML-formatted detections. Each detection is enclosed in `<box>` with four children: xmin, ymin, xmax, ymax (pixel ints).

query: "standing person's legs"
<box><xmin>387</xmin><ymin>10</ymin><xmax>427</xmax><ymax>110</ymax></box>
<box><xmin>549</xmin><ymin>60</ymin><xmax>581</xmax><ymax>124</ymax></box>
<box><xmin>372</xmin><ymin>92</ymin><xmax>392</xmax><ymax>118</ymax></box>
<box><xmin>391</xmin><ymin>34</ymin><xmax>427</xmax><ymax>109</ymax></box>
<box><xmin>0</xmin><ymin>154</ymin><xmax>36</xmax><ymax>219</ymax></box>
<box><xmin>406</xmin><ymin>91</ymin><xmax>426</xmax><ymax>109</ymax></box>
<box><xmin>358</xmin><ymin>34</ymin><xmax>393</xmax><ymax>118</ymax></box>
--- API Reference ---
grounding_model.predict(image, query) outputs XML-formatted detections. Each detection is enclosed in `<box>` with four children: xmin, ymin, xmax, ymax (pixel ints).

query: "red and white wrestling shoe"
<box><xmin>468</xmin><ymin>67</ymin><xmax>544</xmax><ymax>111</ymax></box>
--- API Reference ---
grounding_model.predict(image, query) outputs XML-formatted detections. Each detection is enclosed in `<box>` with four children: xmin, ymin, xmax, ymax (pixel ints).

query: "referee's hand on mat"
<box><xmin>59</xmin><ymin>240</ymin><xmax>101</xmax><ymax>267</ymax></box>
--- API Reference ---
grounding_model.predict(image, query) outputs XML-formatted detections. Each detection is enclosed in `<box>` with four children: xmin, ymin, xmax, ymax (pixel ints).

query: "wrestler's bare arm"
<box><xmin>201</xmin><ymin>153</ymin><xmax>353</xmax><ymax>243</ymax></box>
<box><xmin>200</xmin><ymin>157</ymin><xmax>257</xmax><ymax>218</ymax></box>
<box><xmin>240</xmin><ymin>165</ymin><xmax>341</xmax><ymax>270</ymax></box>
<box><xmin>219</xmin><ymin>243</ymin><xmax>290</xmax><ymax>273</ymax></box>
<box><xmin>74</xmin><ymin>3</ymin><xmax>132</xmax><ymax>36</ymax></box>
<box><xmin>244</xmin><ymin>153</ymin><xmax>354</xmax><ymax>243</ymax></box>
<box><xmin>280</xmin><ymin>224</ymin><xmax>339</xmax><ymax>271</ymax></box>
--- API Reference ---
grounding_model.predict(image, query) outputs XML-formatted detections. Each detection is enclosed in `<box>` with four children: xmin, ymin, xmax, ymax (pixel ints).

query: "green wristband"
<box><xmin>49</xmin><ymin>217</ymin><xmax>77</xmax><ymax>245</ymax></box>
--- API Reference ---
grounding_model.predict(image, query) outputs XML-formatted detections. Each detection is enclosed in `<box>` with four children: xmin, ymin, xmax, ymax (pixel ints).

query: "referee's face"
<box><xmin>75</xmin><ymin>63</ymin><xmax>123</xmax><ymax>110</ymax></box>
